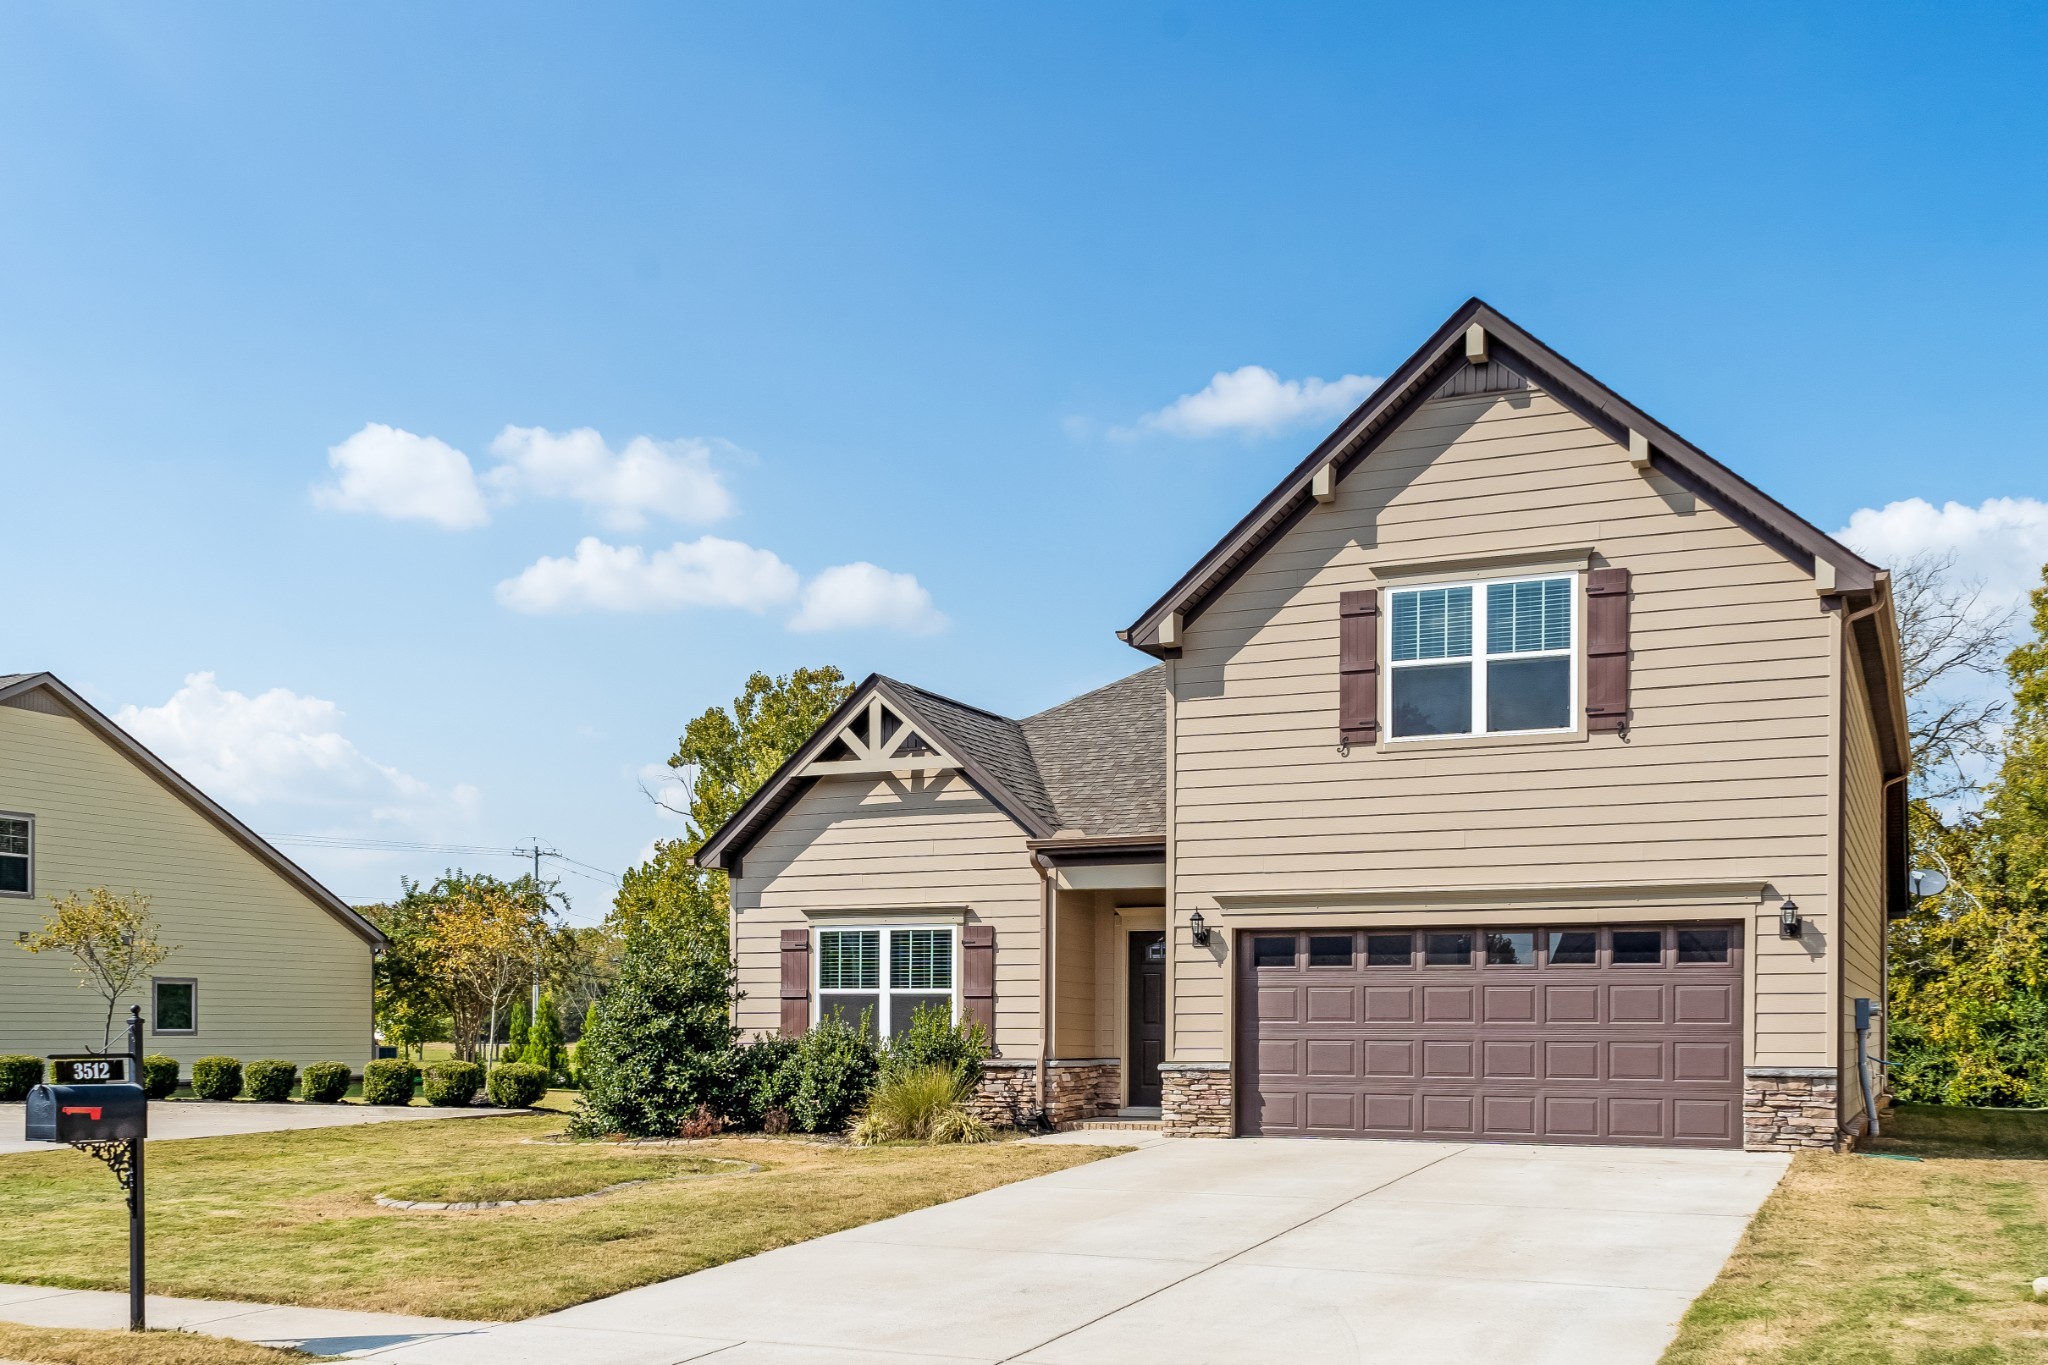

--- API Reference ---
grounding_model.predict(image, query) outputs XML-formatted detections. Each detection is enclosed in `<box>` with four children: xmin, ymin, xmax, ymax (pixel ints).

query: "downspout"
<box><xmin>1034</xmin><ymin>853</ymin><xmax>1055</xmax><ymax>1128</ymax></box>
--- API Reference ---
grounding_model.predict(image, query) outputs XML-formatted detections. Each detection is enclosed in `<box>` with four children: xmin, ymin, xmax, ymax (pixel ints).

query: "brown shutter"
<box><xmin>1884</xmin><ymin>779</ymin><xmax>1911</xmax><ymax>921</ymax></box>
<box><xmin>1585</xmin><ymin>567</ymin><xmax>1631</xmax><ymax>732</ymax></box>
<box><xmin>779</xmin><ymin>929</ymin><xmax>811</xmax><ymax>1037</ymax></box>
<box><xmin>962</xmin><ymin>924</ymin><xmax>995</xmax><ymax>1037</ymax></box>
<box><xmin>1338</xmin><ymin>590</ymin><xmax>1380</xmax><ymax>746</ymax></box>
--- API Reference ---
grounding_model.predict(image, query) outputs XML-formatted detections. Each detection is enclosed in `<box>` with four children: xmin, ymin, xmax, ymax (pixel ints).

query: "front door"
<box><xmin>1127</xmin><ymin>931</ymin><xmax>1167</xmax><ymax>1107</ymax></box>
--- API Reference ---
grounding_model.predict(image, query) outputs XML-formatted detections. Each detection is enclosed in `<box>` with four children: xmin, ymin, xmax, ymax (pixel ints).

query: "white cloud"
<box><xmin>1123</xmin><ymin>365</ymin><xmax>1383</xmax><ymax>439</ymax></box>
<box><xmin>788</xmin><ymin>562</ymin><xmax>949</xmax><ymax>635</ymax></box>
<box><xmin>494</xmin><ymin>536</ymin><xmax>801</xmax><ymax>614</ymax></box>
<box><xmin>115</xmin><ymin>672</ymin><xmax>429</xmax><ymax>812</ymax></box>
<box><xmin>486</xmin><ymin>426</ymin><xmax>735</xmax><ymax>531</ymax></box>
<box><xmin>312</xmin><ymin>423</ymin><xmax>490</xmax><ymax>529</ymax></box>
<box><xmin>1837</xmin><ymin>497</ymin><xmax>2048</xmax><ymax>610</ymax></box>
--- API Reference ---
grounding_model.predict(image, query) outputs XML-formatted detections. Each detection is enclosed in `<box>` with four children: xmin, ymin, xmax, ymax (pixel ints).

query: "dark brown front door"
<box><xmin>1237</xmin><ymin>924</ymin><xmax>1744</xmax><ymax>1148</ymax></box>
<box><xmin>1128</xmin><ymin>931</ymin><xmax>1166</xmax><ymax>1107</ymax></box>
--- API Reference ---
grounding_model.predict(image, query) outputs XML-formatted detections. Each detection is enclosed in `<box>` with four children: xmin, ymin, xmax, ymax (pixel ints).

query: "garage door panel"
<box><xmin>1239</xmin><ymin>922</ymin><xmax>1743</xmax><ymax>1149</ymax></box>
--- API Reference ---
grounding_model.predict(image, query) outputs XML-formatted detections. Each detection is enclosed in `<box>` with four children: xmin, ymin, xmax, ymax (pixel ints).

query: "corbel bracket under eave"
<box><xmin>1464</xmin><ymin>323</ymin><xmax>1488</xmax><ymax>365</ymax></box>
<box><xmin>1158</xmin><ymin>610</ymin><xmax>1184</xmax><ymax>649</ymax></box>
<box><xmin>1628</xmin><ymin>428</ymin><xmax>1652</xmax><ymax>469</ymax></box>
<box><xmin>1311</xmin><ymin>462</ymin><xmax>1337</xmax><ymax>504</ymax></box>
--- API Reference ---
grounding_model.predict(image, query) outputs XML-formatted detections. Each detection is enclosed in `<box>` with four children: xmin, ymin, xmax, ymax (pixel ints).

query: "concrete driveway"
<box><xmin>0</xmin><ymin>1100</ymin><xmax>509</xmax><ymax>1156</ymax></box>
<box><xmin>373</xmin><ymin>1137</ymin><xmax>1788</xmax><ymax>1365</ymax></box>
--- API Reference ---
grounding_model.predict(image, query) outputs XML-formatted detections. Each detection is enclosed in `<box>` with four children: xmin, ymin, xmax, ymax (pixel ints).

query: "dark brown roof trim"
<box><xmin>0</xmin><ymin>673</ymin><xmax>385</xmax><ymax>949</ymax></box>
<box><xmin>1026</xmin><ymin>839</ymin><xmax>1165</xmax><ymax>869</ymax></box>
<box><xmin>694</xmin><ymin>674</ymin><xmax>1059</xmax><ymax>873</ymax></box>
<box><xmin>1119</xmin><ymin>298</ymin><xmax>1878</xmax><ymax>654</ymax></box>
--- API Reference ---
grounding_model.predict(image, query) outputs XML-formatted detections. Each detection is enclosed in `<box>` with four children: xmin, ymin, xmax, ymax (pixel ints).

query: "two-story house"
<box><xmin>696</xmin><ymin>300</ymin><xmax>1907</xmax><ymax>1153</ymax></box>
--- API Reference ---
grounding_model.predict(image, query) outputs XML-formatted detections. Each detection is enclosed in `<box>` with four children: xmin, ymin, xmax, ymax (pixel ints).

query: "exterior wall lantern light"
<box><xmin>1779</xmin><ymin>898</ymin><xmax>1803</xmax><ymax>940</ymax></box>
<box><xmin>1188</xmin><ymin>910</ymin><xmax>1210</xmax><ymax>947</ymax></box>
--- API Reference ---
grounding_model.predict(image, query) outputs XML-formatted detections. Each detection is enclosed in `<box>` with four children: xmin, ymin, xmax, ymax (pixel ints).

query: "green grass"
<box><xmin>379</xmin><ymin>1151</ymin><xmax>731</xmax><ymax>1203</ymax></box>
<box><xmin>0</xmin><ymin>1113</ymin><xmax>1112</xmax><ymax>1321</ymax></box>
<box><xmin>1662</xmin><ymin>1104</ymin><xmax>2048</xmax><ymax>1363</ymax></box>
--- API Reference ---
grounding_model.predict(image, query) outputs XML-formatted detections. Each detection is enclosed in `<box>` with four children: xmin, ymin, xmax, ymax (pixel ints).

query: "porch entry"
<box><xmin>1127</xmin><ymin>931</ymin><xmax>1166</xmax><ymax>1106</ymax></box>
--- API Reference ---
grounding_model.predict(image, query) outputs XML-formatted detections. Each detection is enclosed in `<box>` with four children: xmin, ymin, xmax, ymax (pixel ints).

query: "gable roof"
<box><xmin>695</xmin><ymin>667</ymin><xmax>1167</xmax><ymax>872</ymax></box>
<box><xmin>0</xmin><ymin>673</ymin><xmax>386</xmax><ymax>948</ymax></box>
<box><xmin>1119</xmin><ymin>297</ymin><xmax>1881</xmax><ymax>654</ymax></box>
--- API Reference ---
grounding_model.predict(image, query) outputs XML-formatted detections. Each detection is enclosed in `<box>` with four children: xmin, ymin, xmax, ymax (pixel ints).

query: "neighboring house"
<box><xmin>0</xmin><ymin>672</ymin><xmax>384</xmax><ymax>1069</ymax></box>
<box><xmin>699</xmin><ymin>299</ymin><xmax>1908</xmax><ymax>1152</ymax></box>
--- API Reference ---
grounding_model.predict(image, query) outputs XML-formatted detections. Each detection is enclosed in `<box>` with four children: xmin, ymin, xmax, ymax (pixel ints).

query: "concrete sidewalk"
<box><xmin>0</xmin><ymin>1283</ymin><xmax>485</xmax><ymax>1358</ymax></box>
<box><xmin>0</xmin><ymin>1100</ymin><xmax>512</xmax><ymax>1156</ymax></box>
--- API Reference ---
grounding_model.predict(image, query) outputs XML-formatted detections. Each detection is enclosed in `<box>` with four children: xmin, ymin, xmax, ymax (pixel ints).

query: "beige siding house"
<box><xmin>0</xmin><ymin>673</ymin><xmax>383</xmax><ymax>1069</ymax></box>
<box><xmin>700</xmin><ymin>300</ymin><xmax>1908</xmax><ymax>1151</ymax></box>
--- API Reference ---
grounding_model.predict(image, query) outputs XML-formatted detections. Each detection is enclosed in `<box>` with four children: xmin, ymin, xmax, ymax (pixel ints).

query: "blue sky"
<box><xmin>4</xmin><ymin>3</ymin><xmax>2045</xmax><ymax>917</ymax></box>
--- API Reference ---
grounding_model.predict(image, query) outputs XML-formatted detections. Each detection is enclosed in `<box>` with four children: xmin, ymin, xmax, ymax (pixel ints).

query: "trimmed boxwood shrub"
<box><xmin>245</xmin><ymin>1059</ymin><xmax>298</xmax><ymax>1103</ymax></box>
<box><xmin>362</xmin><ymin>1058</ymin><xmax>416</xmax><ymax>1106</ymax></box>
<box><xmin>486</xmin><ymin>1062</ymin><xmax>547</xmax><ymax>1109</ymax></box>
<box><xmin>191</xmin><ymin>1056</ymin><xmax>243</xmax><ymax>1102</ymax></box>
<box><xmin>422</xmin><ymin>1059</ymin><xmax>483</xmax><ymax>1107</ymax></box>
<box><xmin>300</xmin><ymin>1062</ymin><xmax>351</xmax><ymax>1104</ymax></box>
<box><xmin>141</xmin><ymin>1054</ymin><xmax>181</xmax><ymax>1100</ymax></box>
<box><xmin>0</xmin><ymin>1056</ymin><xmax>43</xmax><ymax>1102</ymax></box>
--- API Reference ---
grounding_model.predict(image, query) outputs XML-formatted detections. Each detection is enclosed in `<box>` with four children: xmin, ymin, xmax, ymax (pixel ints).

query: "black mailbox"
<box><xmin>25</xmin><ymin>1083</ymin><xmax>148</xmax><ymax>1143</ymax></box>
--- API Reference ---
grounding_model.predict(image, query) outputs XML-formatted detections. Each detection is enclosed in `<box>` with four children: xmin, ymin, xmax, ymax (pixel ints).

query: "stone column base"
<box><xmin>1161</xmin><ymin>1062</ymin><xmax>1232</xmax><ymax>1137</ymax></box>
<box><xmin>1744</xmin><ymin>1066</ymin><xmax>1841</xmax><ymax>1151</ymax></box>
<box><xmin>968</xmin><ymin>1059</ymin><xmax>1122</xmax><ymax>1128</ymax></box>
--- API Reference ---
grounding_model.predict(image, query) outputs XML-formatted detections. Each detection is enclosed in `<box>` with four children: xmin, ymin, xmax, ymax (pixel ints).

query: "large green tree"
<box><xmin>612</xmin><ymin>666</ymin><xmax>854</xmax><ymax>956</ymax></box>
<box><xmin>1889</xmin><ymin>561</ymin><xmax>2048</xmax><ymax>1104</ymax></box>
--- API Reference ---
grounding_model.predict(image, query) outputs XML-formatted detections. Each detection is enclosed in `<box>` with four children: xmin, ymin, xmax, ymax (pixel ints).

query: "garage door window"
<box><xmin>1678</xmin><ymin>927</ymin><xmax>1731</xmax><ymax>963</ymax></box>
<box><xmin>1612</xmin><ymin>929</ymin><xmax>1664</xmax><ymax>965</ymax></box>
<box><xmin>1424</xmin><ymin>932</ymin><xmax>1472</xmax><ymax>966</ymax></box>
<box><xmin>1308</xmin><ymin>935</ymin><xmax>1354</xmax><ymax>967</ymax></box>
<box><xmin>1549</xmin><ymin>930</ymin><xmax>1597</xmax><ymax>966</ymax></box>
<box><xmin>1485</xmin><ymin>930</ymin><xmax>1536</xmax><ymax>965</ymax></box>
<box><xmin>1366</xmin><ymin>933</ymin><xmax>1412</xmax><ymax>967</ymax></box>
<box><xmin>1253</xmin><ymin>936</ymin><xmax>1296</xmax><ymax>968</ymax></box>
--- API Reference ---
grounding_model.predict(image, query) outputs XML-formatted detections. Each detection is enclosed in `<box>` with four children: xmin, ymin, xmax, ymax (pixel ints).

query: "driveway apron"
<box><xmin>370</xmin><ymin>1137</ymin><xmax>1787</xmax><ymax>1365</ymax></box>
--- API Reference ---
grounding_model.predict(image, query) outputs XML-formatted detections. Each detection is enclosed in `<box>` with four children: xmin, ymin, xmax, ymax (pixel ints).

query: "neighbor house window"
<box><xmin>1389</xmin><ymin>576</ymin><xmax>1576</xmax><ymax>739</ymax></box>
<box><xmin>815</xmin><ymin>926</ymin><xmax>956</xmax><ymax>1041</ymax></box>
<box><xmin>0</xmin><ymin>815</ymin><xmax>29</xmax><ymax>896</ymax></box>
<box><xmin>153</xmin><ymin>978</ymin><xmax>197</xmax><ymax>1034</ymax></box>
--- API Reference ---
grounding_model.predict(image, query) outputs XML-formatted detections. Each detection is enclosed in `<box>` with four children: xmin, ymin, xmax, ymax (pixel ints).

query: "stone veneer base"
<box><xmin>1160</xmin><ymin>1062</ymin><xmax>1232</xmax><ymax>1137</ymax></box>
<box><xmin>1744</xmin><ymin>1066</ymin><xmax>1842</xmax><ymax>1151</ymax></box>
<box><xmin>969</xmin><ymin>1059</ymin><xmax>1122</xmax><ymax>1129</ymax></box>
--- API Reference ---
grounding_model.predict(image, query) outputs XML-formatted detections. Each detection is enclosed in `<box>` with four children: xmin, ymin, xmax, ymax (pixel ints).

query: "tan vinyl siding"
<box><xmin>1840</xmin><ymin>643</ymin><xmax>1888</xmax><ymax>1125</ymax></box>
<box><xmin>0</xmin><ymin>701</ymin><xmax>373</xmax><ymax>1069</ymax></box>
<box><xmin>1053</xmin><ymin>889</ymin><xmax>1100</xmax><ymax>1056</ymax></box>
<box><xmin>1171</xmin><ymin>386</ymin><xmax>1839</xmax><ymax>1068</ymax></box>
<box><xmin>730</xmin><ymin>772</ymin><xmax>1043</xmax><ymax>1056</ymax></box>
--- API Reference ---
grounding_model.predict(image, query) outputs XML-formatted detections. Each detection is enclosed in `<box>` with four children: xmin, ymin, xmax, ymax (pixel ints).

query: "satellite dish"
<box><xmin>1912</xmin><ymin>868</ymin><xmax>1949</xmax><ymax>899</ymax></box>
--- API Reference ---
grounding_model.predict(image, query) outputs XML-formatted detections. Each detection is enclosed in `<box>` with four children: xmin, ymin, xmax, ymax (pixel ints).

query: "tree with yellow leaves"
<box><xmin>19</xmin><ymin>887</ymin><xmax>176</xmax><ymax>1051</ymax></box>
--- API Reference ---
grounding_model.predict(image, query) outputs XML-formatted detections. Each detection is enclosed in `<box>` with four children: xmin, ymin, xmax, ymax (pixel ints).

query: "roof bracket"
<box><xmin>1158</xmin><ymin>611</ymin><xmax>1183</xmax><ymax>650</ymax></box>
<box><xmin>1814</xmin><ymin>557</ymin><xmax>1838</xmax><ymax>594</ymax></box>
<box><xmin>1464</xmin><ymin>323</ymin><xmax>1488</xmax><ymax>365</ymax></box>
<box><xmin>1628</xmin><ymin>428</ymin><xmax>1652</xmax><ymax>469</ymax></box>
<box><xmin>1311</xmin><ymin>462</ymin><xmax>1336</xmax><ymax>504</ymax></box>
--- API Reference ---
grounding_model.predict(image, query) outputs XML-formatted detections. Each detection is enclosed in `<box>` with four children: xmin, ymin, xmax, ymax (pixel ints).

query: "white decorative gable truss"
<box><xmin>800</xmin><ymin>694</ymin><xmax>962</xmax><ymax>778</ymax></box>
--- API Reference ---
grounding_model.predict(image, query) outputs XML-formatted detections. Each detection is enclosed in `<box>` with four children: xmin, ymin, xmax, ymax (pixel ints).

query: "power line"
<box><xmin>263</xmin><ymin>833</ymin><xmax>622</xmax><ymax>887</ymax></box>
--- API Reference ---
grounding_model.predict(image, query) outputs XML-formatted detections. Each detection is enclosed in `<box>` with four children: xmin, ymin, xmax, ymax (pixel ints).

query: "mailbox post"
<box><xmin>24</xmin><ymin>1006</ymin><xmax>147</xmax><ymax>1331</ymax></box>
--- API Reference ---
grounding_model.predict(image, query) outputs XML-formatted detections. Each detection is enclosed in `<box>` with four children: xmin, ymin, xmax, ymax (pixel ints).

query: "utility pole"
<box><xmin>520</xmin><ymin>838</ymin><xmax>556</xmax><ymax>1020</ymax></box>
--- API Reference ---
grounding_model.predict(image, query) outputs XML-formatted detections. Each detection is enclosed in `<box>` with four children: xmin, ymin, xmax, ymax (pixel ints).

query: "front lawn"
<box><xmin>0</xmin><ymin>1114</ymin><xmax>1112</xmax><ymax>1321</ymax></box>
<box><xmin>1663</xmin><ymin>1104</ymin><xmax>2048</xmax><ymax>1363</ymax></box>
<box><xmin>0</xmin><ymin>1323</ymin><xmax>314</xmax><ymax>1364</ymax></box>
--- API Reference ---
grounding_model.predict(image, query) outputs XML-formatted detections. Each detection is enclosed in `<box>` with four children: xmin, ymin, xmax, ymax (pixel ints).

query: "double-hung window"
<box><xmin>816</xmin><ymin>926</ymin><xmax>957</xmax><ymax>1041</ymax></box>
<box><xmin>0</xmin><ymin>815</ymin><xmax>29</xmax><ymax>897</ymax></box>
<box><xmin>1389</xmin><ymin>575</ymin><xmax>1576</xmax><ymax>739</ymax></box>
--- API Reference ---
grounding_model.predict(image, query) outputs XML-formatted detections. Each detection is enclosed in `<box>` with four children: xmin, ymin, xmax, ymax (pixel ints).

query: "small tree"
<box><xmin>507</xmin><ymin>996</ymin><xmax>531</xmax><ymax>1060</ymax></box>
<box><xmin>20</xmin><ymin>888</ymin><xmax>175</xmax><ymax>1049</ymax></box>
<box><xmin>523</xmin><ymin>991</ymin><xmax>568</xmax><ymax>1081</ymax></box>
<box><xmin>570</xmin><ymin>924</ymin><xmax>740</xmax><ymax>1137</ymax></box>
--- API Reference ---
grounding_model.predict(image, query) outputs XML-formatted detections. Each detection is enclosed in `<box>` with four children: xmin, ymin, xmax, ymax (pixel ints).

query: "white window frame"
<box><xmin>0</xmin><ymin>812</ymin><xmax>31</xmax><ymax>899</ymax></box>
<box><xmin>152</xmin><ymin>977</ymin><xmax>199</xmax><ymax>1035</ymax></box>
<box><xmin>811</xmin><ymin>923</ymin><xmax>961</xmax><ymax>1040</ymax></box>
<box><xmin>1384</xmin><ymin>572</ymin><xmax>1580</xmax><ymax>742</ymax></box>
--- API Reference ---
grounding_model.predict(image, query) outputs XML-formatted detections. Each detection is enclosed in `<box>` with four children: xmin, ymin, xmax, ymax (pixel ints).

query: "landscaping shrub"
<box><xmin>486</xmin><ymin>1062</ymin><xmax>548</xmax><ymax>1109</ymax></box>
<box><xmin>362</xmin><ymin>1058</ymin><xmax>417</xmax><ymax>1106</ymax></box>
<box><xmin>507</xmin><ymin>996</ymin><xmax>531</xmax><ymax>1061</ymax></box>
<box><xmin>523</xmin><ymin>991</ymin><xmax>569</xmax><ymax>1082</ymax></box>
<box><xmin>191</xmin><ymin>1056</ymin><xmax>243</xmax><ymax>1102</ymax></box>
<box><xmin>300</xmin><ymin>1061</ymin><xmax>351</xmax><ymax>1104</ymax></box>
<box><xmin>851</xmin><ymin>1064</ymin><xmax>990</xmax><ymax>1145</ymax></box>
<box><xmin>422</xmin><ymin>1059</ymin><xmax>483</xmax><ymax>1107</ymax></box>
<box><xmin>881</xmin><ymin>1002</ymin><xmax>989</xmax><ymax>1090</ymax></box>
<box><xmin>790</xmin><ymin>1013</ymin><xmax>879</xmax><ymax>1134</ymax></box>
<box><xmin>0</xmin><ymin>1056</ymin><xmax>42</xmax><ymax>1102</ymax></box>
<box><xmin>570</xmin><ymin>928</ymin><xmax>741</xmax><ymax>1137</ymax></box>
<box><xmin>244</xmin><ymin>1059</ymin><xmax>298</xmax><ymax>1103</ymax></box>
<box><xmin>731</xmin><ymin>1033</ymin><xmax>801</xmax><ymax>1129</ymax></box>
<box><xmin>141</xmin><ymin>1054</ymin><xmax>181</xmax><ymax>1100</ymax></box>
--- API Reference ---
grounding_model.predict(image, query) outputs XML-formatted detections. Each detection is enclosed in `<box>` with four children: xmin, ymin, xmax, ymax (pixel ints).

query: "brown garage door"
<box><xmin>1237</xmin><ymin>924</ymin><xmax>1744</xmax><ymax>1148</ymax></box>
